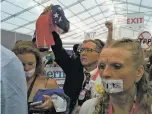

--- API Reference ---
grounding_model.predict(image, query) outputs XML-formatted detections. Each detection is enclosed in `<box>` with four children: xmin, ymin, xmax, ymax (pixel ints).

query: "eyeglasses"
<box><xmin>79</xmin><ymin>48</ymin><xmax>99</xmax><ymax>53</ymax></box>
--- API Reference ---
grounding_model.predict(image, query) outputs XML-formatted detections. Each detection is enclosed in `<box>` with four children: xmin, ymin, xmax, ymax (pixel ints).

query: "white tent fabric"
<box><xmin>1</xmin><ymin>0</ymin><xmax>152</xmax><ymax>43</ymax></box>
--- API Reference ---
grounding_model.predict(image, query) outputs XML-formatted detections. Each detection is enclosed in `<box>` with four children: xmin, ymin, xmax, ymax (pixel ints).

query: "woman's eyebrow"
<box><xmin>98</xmin><ymin>60</ymin><xmax>124</xmax><ymax>64</ymax></box>
<box><xmin>109</xmin><ymin>61</ymin><xmax>124</xmax><ymax>64</ymax></box>
<box><xmin>98</xmin><ymin>60</ymin><xmax>107</xmax><ymax>65</ymax></box>
<box><xmin>28</xmin><ymin>61</ymin><xmax>36</xmax><ymax>63</ymax></box>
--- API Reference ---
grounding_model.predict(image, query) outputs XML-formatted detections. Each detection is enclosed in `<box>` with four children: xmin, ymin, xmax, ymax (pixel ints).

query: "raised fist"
<box><xmin>105</xmin><ymin>21</ymin><xmax>113</xmax><ymax>30</ymax></box>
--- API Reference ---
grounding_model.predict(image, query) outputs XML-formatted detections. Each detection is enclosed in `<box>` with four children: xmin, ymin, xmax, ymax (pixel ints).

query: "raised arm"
<box><xmin>51</xmin><ymin>32</ymin><xmax>73</xmax><ymax>73</ymax></box>
<box><xmin>105</xmin><ymin>21</ymin><xmax>113</xmax><ymax>45</ymax></box>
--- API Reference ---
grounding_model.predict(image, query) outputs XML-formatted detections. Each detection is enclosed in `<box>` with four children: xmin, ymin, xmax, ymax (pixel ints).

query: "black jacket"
<box><xmin>51</xmin><ymin>32</ymin><xmax>84</xmax><ymax>113</ymax></box>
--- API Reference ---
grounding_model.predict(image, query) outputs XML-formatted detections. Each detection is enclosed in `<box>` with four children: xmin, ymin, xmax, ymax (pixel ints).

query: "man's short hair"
<box><xmin>83</xmin><ymin>39</ymin><xmax>105</xmax><ymax>53</ymax></box>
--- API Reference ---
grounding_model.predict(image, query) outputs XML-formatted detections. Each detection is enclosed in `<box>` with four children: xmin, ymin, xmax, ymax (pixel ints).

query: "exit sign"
<box><xmin>127</xmin><ymin>13</ymin><xmax>144</xmax><ymax>30</ymax></box>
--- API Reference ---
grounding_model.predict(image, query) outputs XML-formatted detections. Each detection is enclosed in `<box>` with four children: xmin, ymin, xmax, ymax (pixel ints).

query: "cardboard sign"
<box><xmin>36</xmin><ymin>11</ymin><xmax>55</xmax><ymax>49</ymax></box>
<box><xmin>84</xmin><ymin>31</ymin><xmax>96</xmax><ymax>40</ymax></box>
<box><xmin>138</xmin><ymin>31</ymin><xmax>152</xmax><ymax>50</ymax></box>
<box><xmin>127</xmin><ymin>13</ymin><xmax>144</xmax><ymax>30</ymax></box>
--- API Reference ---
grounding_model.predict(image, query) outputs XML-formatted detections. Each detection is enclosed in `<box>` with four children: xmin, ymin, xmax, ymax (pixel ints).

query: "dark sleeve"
<box><xmin>51</xmin><ymin>32</ymin><xmax>72</xmax><ymax>73</ymax></box>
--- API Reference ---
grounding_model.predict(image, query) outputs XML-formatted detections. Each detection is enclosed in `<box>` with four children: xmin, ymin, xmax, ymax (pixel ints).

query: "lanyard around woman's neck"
<box><xmin>108</xmin><ymin>99</ymin><xmax>138</xmax><ymax>114</ymax></box>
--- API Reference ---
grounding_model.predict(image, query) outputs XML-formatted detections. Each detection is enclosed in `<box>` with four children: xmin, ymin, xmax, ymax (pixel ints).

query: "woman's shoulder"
<box><xmin>46</xmin><ymin>78</ymin><xmax>59</xmax><ymax>89</ymax></box>
<box><xmin>79</xmin><ymin>98</ymin><xmax>99</xmax><ymax>114</ymax></box>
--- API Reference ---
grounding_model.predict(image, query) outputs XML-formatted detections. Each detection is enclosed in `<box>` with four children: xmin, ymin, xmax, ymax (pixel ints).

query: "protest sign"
<box><xmin>138</xmin><ymin>31</ymin><xmax>152</xmax><ymax>50</ymax></box>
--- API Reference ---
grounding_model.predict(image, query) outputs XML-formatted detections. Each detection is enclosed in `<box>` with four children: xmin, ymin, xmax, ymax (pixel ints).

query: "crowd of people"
<box><xmin>1</xmin><ymin>5</ymin><xmax>152</xmax><ymax>114</ymax></box>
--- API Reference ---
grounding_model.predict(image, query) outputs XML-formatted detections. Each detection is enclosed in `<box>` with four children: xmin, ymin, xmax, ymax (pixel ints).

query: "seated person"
<box><xmin>79</xmin><ymin>38</ymin><xmax>152</xmax><ymax>114</ymax></box>
<box><xmin>12</xmin><ymin>42</ymin><xmax>69</xmax><ymax>113</ymax></box>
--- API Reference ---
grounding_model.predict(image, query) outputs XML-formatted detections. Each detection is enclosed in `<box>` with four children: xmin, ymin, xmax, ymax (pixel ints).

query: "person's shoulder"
<box><xmin>1</xmin><ymin>45</ymin><xmax>19</xmax><ymax>68</ymax></box>
<box><xmin>47</xmin><ymin>78</ymin><xmax>58</xmax><ymax>86</ymax></box>
<box><xmin>79</xmin><ymin>98</ymin><xmax>99</xmax><ymax>114</ymax></box>
<box><xmin>39</xmin><ymin>76</ymin><xmax>59</xmax><ymax>89</ymax></box>
<box><xmin>46</xmin><ymin>78</ymin><xmax>59</xmax><ymax>89</ymax></box>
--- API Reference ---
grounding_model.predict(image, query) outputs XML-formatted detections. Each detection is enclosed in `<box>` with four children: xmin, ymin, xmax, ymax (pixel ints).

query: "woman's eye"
<box><xmin>98</xmin><ymin>64</ymin><xmax>106</xmax><ymax>69</ymax></box>
<box><xmin>28</xmin><ymin>63</ymin><xmax>33</xmax><ymax>66</ymax></box>
<box><xmin>112</xmin><ymin>64</ymin><xmax>122</xmax><ymax>70</ymax></box>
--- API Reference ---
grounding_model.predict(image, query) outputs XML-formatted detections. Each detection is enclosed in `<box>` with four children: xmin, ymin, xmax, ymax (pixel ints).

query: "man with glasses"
<box><xmin>73</xmin><ymin>39</ymin><xmax>104</xmax><ymax>114</ymax></box>
<box><xmin>51</xmin><ymin>31</ymin><xmax>105</xmax><ymax>113</ymax></box>
<box><xmin>50</xmin><ymin>22</ymin><xmax>112</xmax><ymax>114</ymax></box>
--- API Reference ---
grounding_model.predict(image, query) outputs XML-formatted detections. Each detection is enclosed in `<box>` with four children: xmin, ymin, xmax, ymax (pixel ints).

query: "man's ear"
<box><xmin>135</xmin><ymin>65</ymin><xmax>144</xmax><ymax>82</ymax></box>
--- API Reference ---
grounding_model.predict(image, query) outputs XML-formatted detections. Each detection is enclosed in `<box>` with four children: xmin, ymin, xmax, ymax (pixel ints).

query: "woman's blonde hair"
<box><xmin>12</xmin><ymin>41</ymin><xmax>43</xmax><ymax>76</ymax></box>
<box><xmin>15</xmin><ymin>41</ymin><xmax>37</xmax><ymax>48</ymax></box>
<box><xmin>93</xmin><ymin>38</ymin><xmax>151</xmax><ymax>114</ymax></box>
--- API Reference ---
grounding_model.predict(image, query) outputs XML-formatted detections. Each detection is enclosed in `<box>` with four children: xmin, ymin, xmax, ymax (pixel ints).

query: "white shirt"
<box><xmin>79</xmin><ymin>98</ymin><xmax>98</xmax><ymax>114</ymax></box>
<box><xmin>1</xmin><ymin>45</ymin><xmax>27</xmax><ymax>114</ymax></box>
<box><xmin>72</xmin><ymin>68</ymin><xmax>101</xmax><ymax>114</ymax></box>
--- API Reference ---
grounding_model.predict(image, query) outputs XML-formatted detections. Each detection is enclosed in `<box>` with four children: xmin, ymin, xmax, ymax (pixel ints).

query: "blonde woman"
<box><xmin>12</xmin><ymin>41</ymin><xmax>58</xmax><ymax>109</ymax></box>
<box><xmin>79</xmin><ymin>39</ymin><xmax>152</xmax><ymax>114</ymax></box>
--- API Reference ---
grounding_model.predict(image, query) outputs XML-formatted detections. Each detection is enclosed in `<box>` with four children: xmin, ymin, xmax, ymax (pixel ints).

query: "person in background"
<box><xmin>71</xmin><ymin>44</ymin><xmax>80</xmax><ymax>59</ymax></box>
<box><xmin>44</xmin><ymin>51</ymin><xmax>55</xmax><ymax>67</ymax></box>
<box><xmin>12</xmin><ymin>41</ymin><xmax>59</xmax><ymax>109</ymax></box>
<box><xmin>1</xmin><ymin>45</ymin><xmax>27</xmax><ymax>114</ymax></box>
<box><xmin>79</xmin><ymin>39</ymin><xmax>152</xmax><ymax>114</ymax></box>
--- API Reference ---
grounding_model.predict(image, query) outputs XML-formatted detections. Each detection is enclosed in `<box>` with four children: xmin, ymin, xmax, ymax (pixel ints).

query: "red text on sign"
<box><xmin>127</xmin><ymin>17</ymin><xmax>143</xmax><ymax>24</ymax></box>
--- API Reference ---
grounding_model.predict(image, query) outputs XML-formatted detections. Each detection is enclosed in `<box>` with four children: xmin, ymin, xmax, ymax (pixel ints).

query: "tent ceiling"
<box><xmin>1</xmin><ymin>0</ymin><xmax>152</xmax><ymax>42</ymax></box>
